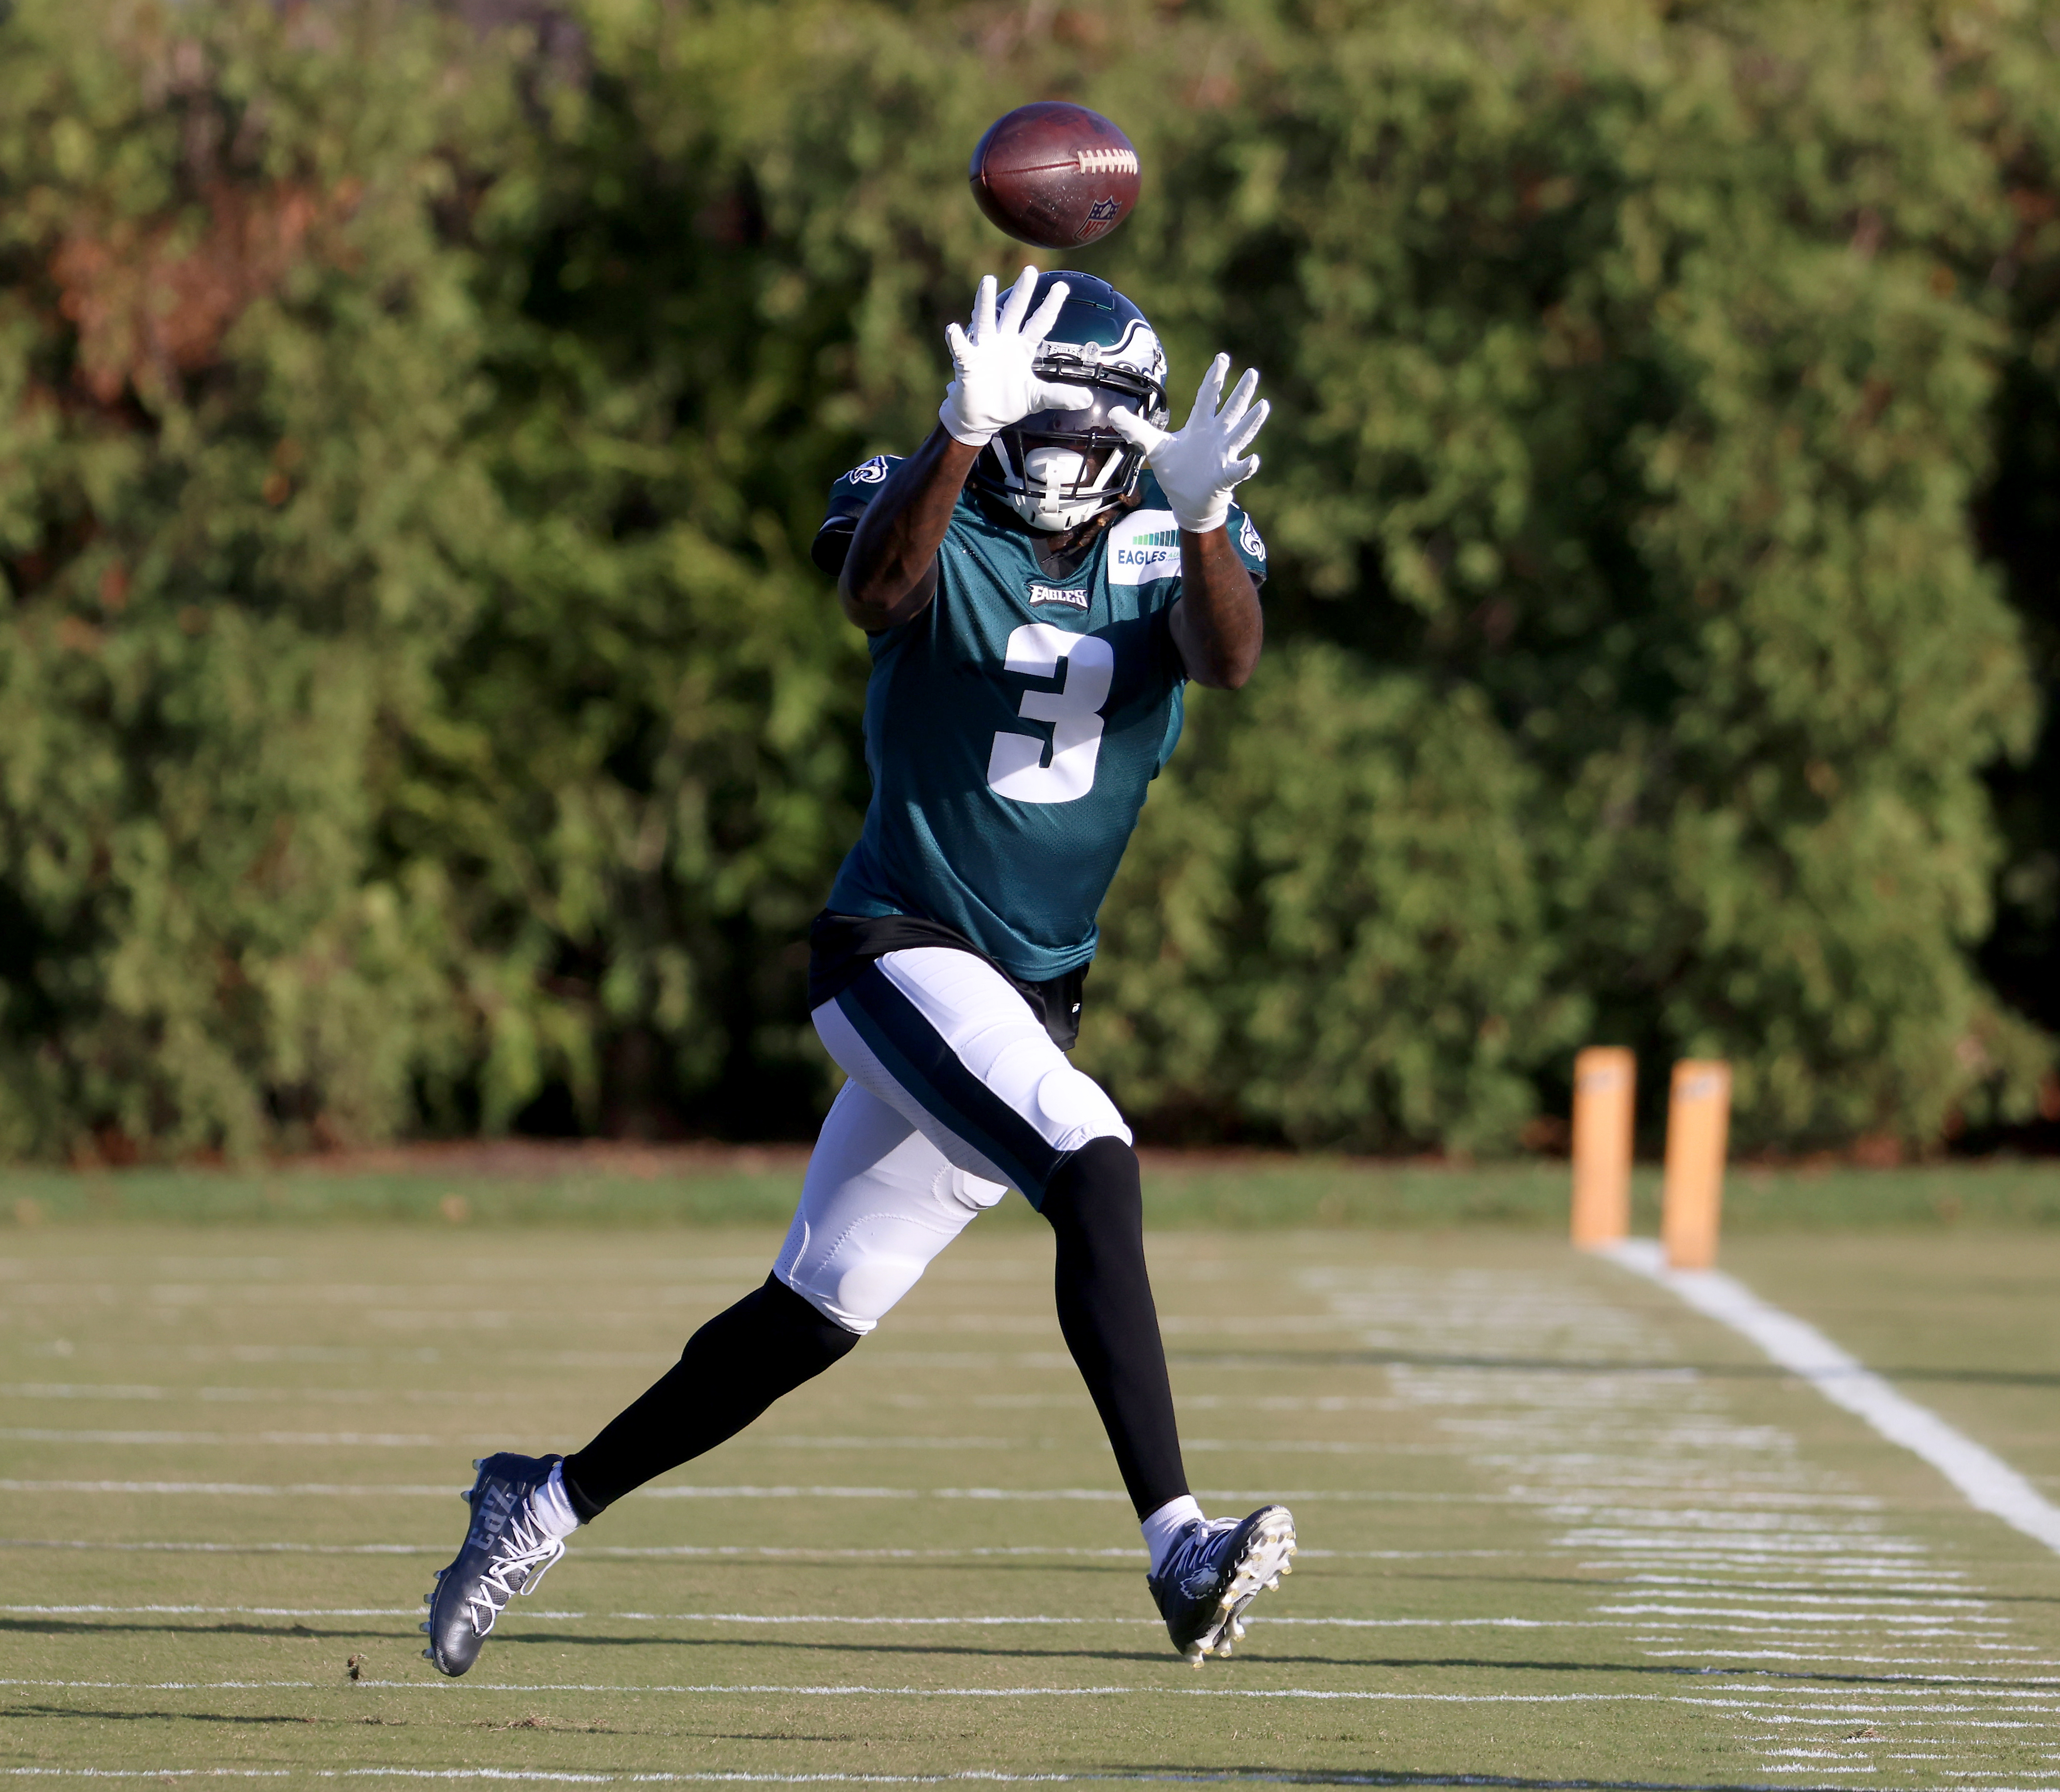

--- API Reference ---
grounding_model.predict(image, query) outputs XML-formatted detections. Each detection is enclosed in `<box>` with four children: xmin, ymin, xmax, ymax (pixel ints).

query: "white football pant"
<box><xmin>777</xmin><ymin>946</ymin><xmax>1131</xmax><ymax>1334</ymax></box>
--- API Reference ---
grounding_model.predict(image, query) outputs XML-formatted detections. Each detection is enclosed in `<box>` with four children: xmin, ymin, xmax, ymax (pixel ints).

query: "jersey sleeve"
<box><xmin>809</xmin><ymin>453</ymin><xmax>904</xmax><ymax>577</ymax></box>
<box><xmin>1225</xmin><ymin>500</ymin><xmax>1268</xmax><ymax>586</ymax></box>
<box><xmin>1127</xmin><ymin>473</ymin><xmax>1268</xmax><ymax>591</ymax></box>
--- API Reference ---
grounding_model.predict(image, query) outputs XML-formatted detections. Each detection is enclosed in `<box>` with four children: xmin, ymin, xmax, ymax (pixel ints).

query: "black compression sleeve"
<box><xmin>1040</xmin><ymin>1137</ymin><xmax>1190</xmax><ymax>1520</ymax></box>
<box><xmin>559</xmin><ymin>1274</ymin><xmax>860</xmax><ymax>1520</ymax></box>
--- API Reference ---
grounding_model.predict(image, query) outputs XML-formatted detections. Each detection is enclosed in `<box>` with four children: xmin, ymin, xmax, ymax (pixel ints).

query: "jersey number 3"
<box><xmin>986</xmin><ymin>624</ymin><xmax>1114</xmax><ymax>805</ymax></box>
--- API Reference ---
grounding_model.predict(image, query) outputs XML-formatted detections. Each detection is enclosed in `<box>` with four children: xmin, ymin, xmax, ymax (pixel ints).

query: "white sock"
<box><xmin>531</xmin><ymin>1461</ymin><xmax>582</xmax><ymax>1540</ymax></box>
<box><xmin>1141</xmin><ymin>1494</ymin><xmax>1205</xmax><ymax>1577</ymax></box>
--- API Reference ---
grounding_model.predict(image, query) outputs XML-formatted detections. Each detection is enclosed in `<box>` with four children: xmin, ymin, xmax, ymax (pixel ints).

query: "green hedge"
<box><xmin>9</xmin><ymin>1157</ymin><xmax>2060</xmax><ymax>1233</ymax></box>
<box><xmin>2</xmin><ymin>0</ymin><xmax>2058</xmax><ymax>1160</ymax></box>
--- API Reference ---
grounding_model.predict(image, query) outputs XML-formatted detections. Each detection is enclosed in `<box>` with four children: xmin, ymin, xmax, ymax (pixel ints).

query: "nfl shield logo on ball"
<box><xmin>1076</xmin><ymin>197</ymin><xmax>1123</xmax><ymax>242</ymax></box>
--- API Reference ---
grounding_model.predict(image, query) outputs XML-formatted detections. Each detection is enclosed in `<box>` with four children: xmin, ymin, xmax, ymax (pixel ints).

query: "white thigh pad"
<box><xmin>1031</xmin><ymin>1063</ymin><xmax>1129</xmax><ymax>1154</ymax></box>
<box><xmin>775</xmin><ymin>1080</ymin><xmax>1006</xmax><ymax>1334</ymax></box>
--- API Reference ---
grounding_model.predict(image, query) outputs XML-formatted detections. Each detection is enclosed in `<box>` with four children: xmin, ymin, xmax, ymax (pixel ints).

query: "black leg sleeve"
<box><xmin>559</xmin><ymin>1273</ymin><xmax>859</xmax><ymax>1520</ymax></box>
<box><xmin>1040</xmin><ymin>1136</ymin><xmax>1190</xmax><ymax>1520</ymax></box>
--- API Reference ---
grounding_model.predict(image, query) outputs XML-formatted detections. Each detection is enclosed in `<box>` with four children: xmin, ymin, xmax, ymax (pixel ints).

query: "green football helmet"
<box><xmin>972</xmin><ymin>271</ymin><xmax>1171</xmax><ymax>532</ymax></box>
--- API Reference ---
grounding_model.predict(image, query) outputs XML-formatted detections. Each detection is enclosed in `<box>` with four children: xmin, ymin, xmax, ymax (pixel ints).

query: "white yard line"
<box><xmin>1604</xmin><ymin>1241</ymin><xmax>2060</xmax><ymax>1558</ymax></box>
<box><xmin>0</xmin><ymin>1604</ymin><xmax>1628</xmax><ymax>1629</ymax></box>
<box><xmin>0</xmin><ymin>1615</ymin><xmax>426</xmax><ymax>1631</ymax></box>
<box><xmin>0</xmin><ymin>1677</ymin><xmax>1710</xmax><ymax>1701</ymax></box>
<box><xmin>0</xmin><ymin>1536</ymin><xmax>1498</xmax><ymax>1562</ymax></box>
<box><xmin>0</xmin><ymin>1479</ymin><xmax>1515</xmax><ymax>1504</ymax></box>
<box><xmin>0</xmin><ymin>1537</ymin><xmax>443</xmax><ymax>1554</ymax></box>
<box><xmin>0</xmin><ymin>1430</ymin><xmax>461</xmax><ymax>1447</ymax></box>
<box><xmin>0</xmin><ymin>1771</ymin><xmax>1873</xmax><ymax>1787</ymax></box>
<box><xmin>1308</xmin><ymin>1255</ymin><xmax>2060</xmax><ymax>1789</ymax></box>
<box><xmin>0</xmin><ymin>1480</ymin><xmax>458</xmax><ymax>1497</ymax></box>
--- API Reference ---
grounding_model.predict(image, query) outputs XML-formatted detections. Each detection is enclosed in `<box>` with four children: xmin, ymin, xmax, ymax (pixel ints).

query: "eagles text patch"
<box><xmin>1027</xmin><ymin>583</ymin><xmax>1090</xmax><ymax>610</ymax></box>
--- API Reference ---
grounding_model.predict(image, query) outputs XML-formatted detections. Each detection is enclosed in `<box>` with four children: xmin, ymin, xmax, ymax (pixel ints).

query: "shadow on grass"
<box><xmin>1169</xmin><ymin>1348</ymin><xmax>2060</xmax><ymax>1388</ymax></box>
<box><xmin>3</xmin><ymin>1617</ymin><xmax>2041</xmax><ymax>1692</ymax></box>
<box><xmin>1100</xmin><ymin>1769</ymin><xmax>1874</xmax><ymax>1792</ymax></box>
<box><xmin>0</xmin><ymin>1716</ymin><xmax>1876</xmax><ymax>1789</ymax></box>
<box><xmin>5</xmin><ymin>1704</ymin><xmax>316</xmax><ymax>1725</ymax></box>
<box><xmin>487</xmin><ymin>1633</ymin><xmax>2048</xmax><ymax>1688</ymax></box>
<box><xmin>0</xmin><ymin>1617</ymin><xmax>409</xmax><ymax>1642</ymax></box>
<box><xmin>500</xmin><ymin>1631</ymin><xmax>1173</xmax><ymax>1664</ymax></box>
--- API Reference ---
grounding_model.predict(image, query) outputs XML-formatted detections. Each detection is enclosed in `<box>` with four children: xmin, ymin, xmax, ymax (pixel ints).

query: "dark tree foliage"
<box><xmin>0</xmin><ymin>0</ymin><xmax>507</xmax><ymax>1158</ymax></box>
<box><xmin>1</xmin><ymin>0</ymin><xmax>2055</xmax><ymax>1160</ymax></box>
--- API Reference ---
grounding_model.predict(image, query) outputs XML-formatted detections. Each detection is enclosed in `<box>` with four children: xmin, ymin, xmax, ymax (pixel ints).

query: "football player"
<box><xmin>422</xmin><ymin>266</ymin><xmax>1295</xmax><ymax>1676</ymax></box>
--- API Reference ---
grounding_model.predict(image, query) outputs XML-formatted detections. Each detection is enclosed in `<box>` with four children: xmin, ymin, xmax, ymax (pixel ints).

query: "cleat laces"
<box><xmin>460</xmin><ymin>1507</ymin><xmax>565</xmax><ymax>1638</ymax></box>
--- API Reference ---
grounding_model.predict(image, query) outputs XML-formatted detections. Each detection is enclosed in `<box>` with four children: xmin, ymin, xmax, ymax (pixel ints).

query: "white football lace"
<box><xmin>463</xmin><ymin>1508</ymin><xmax>566</xmax><ymax>1637</ymax></box>
<box><xmin>1075</xmin><ymin>148</ymin><xmax>1138</xmax><ymax>175</ymax></box>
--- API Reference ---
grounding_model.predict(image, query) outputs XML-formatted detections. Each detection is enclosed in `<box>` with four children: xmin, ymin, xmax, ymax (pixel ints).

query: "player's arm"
<box><xmin>1110</xmin><ymin>355</ymin><xmax>1270</xmax><ymax>690</ymax></box>
<box><xmin>839</xmin><ymin>267</ymin><xmax>1091</xmax><ymax>633</ymax></box>
<box><xmin>1167</xmin><ymin>525</ymin><xmax>1263</xmax><ymax>690</ymax></box>
<box><xmin>837</xmin><ymin>430</ymin><xmax>980</xmax><ymax>631</ymax></box>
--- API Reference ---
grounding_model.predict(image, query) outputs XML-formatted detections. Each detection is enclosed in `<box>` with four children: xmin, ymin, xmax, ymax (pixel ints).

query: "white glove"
<box><xmin>1109</xmin><ymin>353</ymin><xmax>1268</xmax><ymax>534</ymax></box>
<box><xmin>939</xmin><ymin>266</ymin><xmax>1093</xmax><ymax>447</ymax></box>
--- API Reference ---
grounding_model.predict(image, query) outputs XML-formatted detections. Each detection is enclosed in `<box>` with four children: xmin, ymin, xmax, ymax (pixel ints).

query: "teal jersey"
<box><xmin>821</xmin><ymin>462</ymin><xmax>1268</xmax><ymax>982</ymax></box>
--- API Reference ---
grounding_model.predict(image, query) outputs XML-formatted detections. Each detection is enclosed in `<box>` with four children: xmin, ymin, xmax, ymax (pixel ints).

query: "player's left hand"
<box><xmin>1109</xmin><ymin>354</ymin><xmax>1268</xmax><ymax>535</ymax></box>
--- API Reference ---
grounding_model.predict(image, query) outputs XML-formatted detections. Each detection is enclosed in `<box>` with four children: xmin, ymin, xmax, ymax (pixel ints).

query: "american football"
<box><xmin>968</xmin><ymin>101</ymin><xmax>1141</xmax><ymax>249</ymax></box>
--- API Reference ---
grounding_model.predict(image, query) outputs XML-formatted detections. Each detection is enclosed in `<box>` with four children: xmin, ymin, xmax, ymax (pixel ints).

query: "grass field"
<box><xmin>4</xmin><ymin>1195</ymin><xmax>2060</xmax><ymax>1786</ymax></box>
<box><xmin>8</xmin><ymin>1147</ymin><xmax>2060</xmax><ymax>1230</ymax></box>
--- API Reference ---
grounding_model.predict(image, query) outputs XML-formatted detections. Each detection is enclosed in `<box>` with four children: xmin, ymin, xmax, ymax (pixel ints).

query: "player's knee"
<box><xmin>777</xmin><ymin>1255</ymin><xmax>884</xmax><ymax>1336</ymax></box>
<box><xmin>696</xmin><ymin>1273</ymin><xmax>865</xmax><ymax>1365</ymax></box>
<box><xmin>777</xmin><ymin>1207</ymin><xmax>973</xmax><ymax>1335</ymax></box>
<box><xmin>1031</xmin><ymin>1065</ymin><xmax>1131</xmax><ymax>1156</ymax></box>
<box><xmin>780</xmin><ymin>1252</ymin><xmax>927</xmax><ymax>1336</ymax></box>
<box><xmin>765</xmin><ymin>1274</ymin><xmax>866</xmax><ymax>1364</ymax></box>
<box><xmin>1039</xmin><ymin>1134</ymin><xmax>1142</xmax><ymax>1238</ymax></box>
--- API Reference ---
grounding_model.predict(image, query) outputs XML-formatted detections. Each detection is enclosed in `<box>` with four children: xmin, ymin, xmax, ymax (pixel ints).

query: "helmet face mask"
<box><xmin>972</xmin><ymin>272</ymin><xmax>1170</xmax><ymax>533</ymax></box>
<box><xmin>1006</xmin><ymin>440</ymin><xmax>1127</xmax><ymax>533</ymax></box>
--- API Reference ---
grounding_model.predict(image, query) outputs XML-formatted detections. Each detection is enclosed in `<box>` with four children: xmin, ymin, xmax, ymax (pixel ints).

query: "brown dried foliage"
<box><xmin>51</xmin><ymin>182</ymin><xmax>332</xmax><ymax>402</ymax></box>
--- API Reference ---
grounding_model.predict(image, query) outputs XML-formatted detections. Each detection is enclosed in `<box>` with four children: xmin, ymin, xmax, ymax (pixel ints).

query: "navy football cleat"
<box><xmin>420</xmin><ymin>1452</ymin><xmax>568</xmax><ymax>1677</ymax></box>
<box><xmin>1146</xmin><ymin>1504</ymin><xmax>1297</xmax><ymax>1664</ymax></box>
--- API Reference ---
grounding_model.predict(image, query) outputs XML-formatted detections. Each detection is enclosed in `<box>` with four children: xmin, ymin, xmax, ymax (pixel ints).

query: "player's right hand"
<box><xmin>938</xmin><ymin>266</ymin><xmax>1092</xmax><ymax>447</ymax></box>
